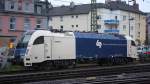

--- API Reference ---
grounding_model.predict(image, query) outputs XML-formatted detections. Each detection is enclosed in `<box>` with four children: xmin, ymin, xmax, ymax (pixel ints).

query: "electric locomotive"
<box><xmin>14</xmin><ymin>30</ymin><xmax>137</xmax><ymax>68</ymax></box>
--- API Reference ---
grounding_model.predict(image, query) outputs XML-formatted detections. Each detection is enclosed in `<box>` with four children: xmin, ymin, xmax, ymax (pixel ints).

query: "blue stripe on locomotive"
<box><xmin>14</xmin><ymin>48</ymin><xmax>26</xmax><ymax>59</ymax></box>
<box><xmin>74</xmin><ymin>32</ymin><xmax>127</xmax><ymax>59</ymax></box>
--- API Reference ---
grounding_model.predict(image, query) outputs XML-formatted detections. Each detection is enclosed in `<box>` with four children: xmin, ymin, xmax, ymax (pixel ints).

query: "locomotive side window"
<box><xmin>131</xmin><ymin>41</ymin><xmax>136</xmax><ymax>46</ymax></box>
<box><xmin>33</xmin><ymin>36</ymin><xmax>44</xmax><ymax>45</ymax></box>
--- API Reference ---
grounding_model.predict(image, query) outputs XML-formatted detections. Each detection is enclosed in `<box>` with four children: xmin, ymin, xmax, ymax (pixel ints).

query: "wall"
<box><xmin>5</xmin><ymin>0</ymin><xmax>35</xmax><ymax>13</ymax></box>
<box><xmin>49</xmin><ymin>14</ymin><xmax>90</xmax><ymax>32</ymax></box>
<box><xmin>0</xmin><ymin>13</ymin><xmax>47</xmax><ymax>41</ymax></box>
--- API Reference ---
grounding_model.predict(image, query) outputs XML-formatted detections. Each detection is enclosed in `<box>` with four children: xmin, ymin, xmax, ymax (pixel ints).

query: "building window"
<box><xmin>18</xmin><ymin>0</ymin><xmax>22</xmax><ymax>10</ymax></box>
<box><xmin>60</xmin><ymin>16</ymin><xmax>63</xmax><ymax>21</ymax></box>
<box><xmin>76</xmin><ymin>25</ymin><xmax>78</xmax><ymax>27</ymax></box>
<box><xmin>131</xmin><ymin>35</ymin><xmax>133</xmax><ymax>38</ymax></box>
<box><xmin>60</xmin><ymin>25</ymin><xmax>63</xmax><ymax>29</ymax></box>
<box><xmin>97</xmin><ymin>15</ymin><xmax>101</xmax><ymax>19</ymax></box>
<box><xmin>138</xmin><ymin>32</ymin><xmax>140</xmax><ymax>37</ymax></box>
<box><xmin>72</xmin><ymin>25</ymin><xmax>74</xmax><ymax>28</ymax></box>
<box><xmin>138</xmin><ymin>23</ymin><xmax>140</xmax><ymax>30</ymax></box>
<box><xmin>24</xmin><ymin>18</ymin><xmax>30</xmax><ymax>31</ymax></box>
<box><xmin>60</xmin><ymin>26</ymin><xmax>63</xmax><ymax>31</ymax></box>
<box><xmin>36</xmin><ymin>19</ymin><xmax>42</xmax><ymax>29</ymax></box>
<box><xmin>123</xmin><ymin>16</ymin><xmax>126</xmax><ymax>21</ymax></box>
<box><xmin>10</xmin><ymin>17</ymin><xmax>16</xmax><ymax>30</ymax></box>
<box><xmin>115</xmin><ymin>16</ymin><xmax>118</xmax><ymax>20</ymax></box>
<box><xmin>25</xmin><ymin>2</ymin><xmax>30</xmax><ymax>11</ymax></box>
<box><xmin>37</xmin><ymin>5</ymin><xmax>42</xmax><ymax>14</ymax></box>
<box><xmin>97</xmin><ymin>25</ymin><xmax>101</xmax><ymax>29</ymax></box>
<box><xmin>123</xmin><ymin>25</ymin><xmax>126</xmax><ymax>30</ymax></box>
<box><xmin>10</xmin><ymin>1</ymin><xmax>15</xmax><ymax>9</ymax></box>
<box><xmin>76</xmin><ymin>15</ymin><xmax>78</xmax><ymax>18</ymax></box>
<box><xmin>131</xmin><ymin>26</ymin><xmax>134</xmax><ymax>31</ymax></box>
<box><xmin>0</xmin><ymin>17</ymin><xmax>2</xmax><ymax>30</ymax></box>
<box><xmin>71</xmin><ymin>16</ymin><xmax>74</xmax><ymax>18</ymax></box>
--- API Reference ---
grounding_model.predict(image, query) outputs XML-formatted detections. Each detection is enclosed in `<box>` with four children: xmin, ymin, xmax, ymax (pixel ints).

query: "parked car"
<box><xmin>137</xmin><ymin>46</ymin><xmax>150</xmax><ymax>55</ymax></box>
<box><xmin>137</xmin><ymin>47</ymin><xmax>143</xmax><ymax>55</ymax></box>
<box><xmin>143</xmin><ymin>51</ymin><xmax>150</xmax><ymax>56</ymax></box>
<box><xmin>0</xmin><ymin>53</ymin><xmax>3</xmax><ymax>69</ymax></box>
<box><xmin>138</xmin><ymin>46</ymin><xmax>150</xmax><ymax>62</ymax></box>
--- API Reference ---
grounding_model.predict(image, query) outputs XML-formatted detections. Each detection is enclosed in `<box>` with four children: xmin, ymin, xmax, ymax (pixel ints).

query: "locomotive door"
<box><xmin>44</xmin><ymin>36</ymin><xmax>52</xmax><ymax>60</ymax></box>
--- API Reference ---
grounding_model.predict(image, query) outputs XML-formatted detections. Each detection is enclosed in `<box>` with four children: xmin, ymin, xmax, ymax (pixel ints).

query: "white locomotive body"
<box><xmin>14</xmin><ymin>30</ymin><xmax>137</xmax><ymax>68</ymax></box>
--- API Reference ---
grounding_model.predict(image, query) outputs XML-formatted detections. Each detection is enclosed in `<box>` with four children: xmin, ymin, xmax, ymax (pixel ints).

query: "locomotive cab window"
<box><xmin>33</xmin><ymin>36</ymin><xmax>44</xmax><ymax>45</ymax></box>
<box><xmin>131</xmin><ymin>41</ymin><xmax>136</xmax><ymax>46</ymax></box>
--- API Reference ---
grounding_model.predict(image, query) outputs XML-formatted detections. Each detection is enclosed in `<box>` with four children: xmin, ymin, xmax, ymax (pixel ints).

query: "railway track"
<box><xmin>0</xmin><ymin>63</ymin><xmax>150</xmax><ymax>84</ymax></box>
<box><xmin>36</xmin><ymin>72</ymin><xmax>150</xmax><ymax>84</ymax></box>
<box><xmin>83</xmin><ymin>72</ymin><xmax>150</xmax><ymax>84</ymax></box>
<box><xmin>0</xmin><ymin>63</ymin><xmax>99</xmax><ymax>75</ymax></box>
<box><xmin>0</xmin><ymin>62</ymin><xmax>142</xmax><ymax>75</ymax></box>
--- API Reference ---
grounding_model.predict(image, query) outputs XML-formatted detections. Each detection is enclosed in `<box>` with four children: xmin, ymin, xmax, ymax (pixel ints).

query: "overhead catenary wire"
<box><xmin>142</xmin><ymin>0</ymin><xmax>150</xmax><ymax>3</ymax></box>
<box><xmin>52</xmin><ymin>0</ymin><xmax>83</xmax><ymax>5</ymax></box>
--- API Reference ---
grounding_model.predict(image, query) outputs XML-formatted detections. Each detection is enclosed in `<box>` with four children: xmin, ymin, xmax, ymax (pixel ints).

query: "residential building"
<box><xmin>0</xmin><ymin>0</ymin><xmax>49</xmax><ymax>47</ymax></box>
<box><xmin>49</xmin><ymin>1</ymin><xmax>146</xmax><ymax>45</ymax></box>
<box><xmin>146</xmin><ymin>13</ymin><xmax>150</xmax><ymax>45</ymax></box>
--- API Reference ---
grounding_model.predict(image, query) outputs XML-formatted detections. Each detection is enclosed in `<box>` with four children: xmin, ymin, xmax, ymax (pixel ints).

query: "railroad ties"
<box><xmin>0</xmin><ymin>63</ymin><xmax>150</xmax><ymax>84</ymax></box>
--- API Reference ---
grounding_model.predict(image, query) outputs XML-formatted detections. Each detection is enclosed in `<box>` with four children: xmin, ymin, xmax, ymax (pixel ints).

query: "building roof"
<box><xmin>0</xmin><ymin>0</ymin><xmax>48</xmax><ymax>16</ymax></box>
<box><xmin>74</xmin><ymin>32</ymin><xmax>126</xmax><ymax>40</ymax></box>
<box><xmin>0</xmin><ymin>10</ymin><xmax>48</xmax><ymax>16</ymax></box>
<box><xmin>49</xmin><ymin>1</ymin><xmax>144</xmax><ymax>16</ymax></box>
<box><xmin>49</xmin><ymin>4</ymin><xmax>91</xmax><ymax>16</ymax></box>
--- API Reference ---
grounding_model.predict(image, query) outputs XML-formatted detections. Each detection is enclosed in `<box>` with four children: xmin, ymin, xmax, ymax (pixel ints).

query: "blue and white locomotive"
<box><xmin>14</xmin><ymin>30</ymin><xmax>137</xmax><ymax>68</ymax></box>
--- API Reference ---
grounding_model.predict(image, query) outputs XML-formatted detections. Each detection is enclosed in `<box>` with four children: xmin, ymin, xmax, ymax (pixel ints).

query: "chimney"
<box><xmin>49</xmin><ymin>3</ymin><xmax>53</xmax><ymax>9</ymax></box>
<box><xmin>133</xmin><ymin>0</ymin><xmax>136</xmax><ymax>5</ymax></box>
<box><xmin>133</xmin><ymin>3</ymin><xmax>139</xmax><ymax>10</ymax></box>
<box><xmin>70</xmin><ymin>2</ymin><xmax>75</xmax><ymax>9</ymax></box>
<box><xmin>133</xmin><ymin>0</ymin><xmax>139</xmax><ymax>10</ymax></box>
<box><xmin>105</xmin><ymin>0</ymin><xmax>111</xmax><ymax>4</ymax></box>
<box><xmin>45</xmin><ymin>0</ymin><xmax>50</xmax><ymax>13</ymax></box>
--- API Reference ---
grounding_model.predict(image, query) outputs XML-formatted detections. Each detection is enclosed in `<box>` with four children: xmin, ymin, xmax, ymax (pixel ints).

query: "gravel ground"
<box><xmin>24</xmin><ymin>72</ymin><xmax>150</xmax><ymax>84</ymax></box>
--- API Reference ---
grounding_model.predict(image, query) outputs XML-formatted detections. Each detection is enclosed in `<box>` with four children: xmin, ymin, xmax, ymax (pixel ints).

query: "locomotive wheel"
<box><xmin>68</xmin><ymin>60</ymin><xmax>76</xmax><ymax>68</ymax></box>
<box><xmin>24</xmin><ymin>66</ymin><xmax>33</xmax><ymax>71</ymax></box>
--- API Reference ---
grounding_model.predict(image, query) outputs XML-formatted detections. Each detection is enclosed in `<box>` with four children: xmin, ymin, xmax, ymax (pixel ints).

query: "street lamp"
<box><xmin>129</xmin><ymin>17</ymin><xmax>134</xmax><ymax>36</ymax></box>
<box><xmin>128</xmin><ymin>0</ymin><xmax>134</xmax><ymax>36</ymax></box>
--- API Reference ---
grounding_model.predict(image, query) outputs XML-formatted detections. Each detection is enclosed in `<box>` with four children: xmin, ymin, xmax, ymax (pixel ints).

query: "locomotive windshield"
<box><xmin>14</xmin><ymin>32</ymin><xmax>33</xmax><ymax>58</ymax></box>
<box><xmin>19</xmin><ymin>35</ymin><xmax>31</xmax><ymax>47</ymax></box>
<box><xmin>14</xmin><ymin>35</ymin><xmax>31</xmax><ymax>59</ymax></box>
<box><xmin>16</xmin><ymin>35</ymin><xmax>31</xmax><ymax>48</ymax></box>
<box><xmin>16</xmin><ymin>31</ymin><xmax>35</xmax><ymax>48</ymax></box>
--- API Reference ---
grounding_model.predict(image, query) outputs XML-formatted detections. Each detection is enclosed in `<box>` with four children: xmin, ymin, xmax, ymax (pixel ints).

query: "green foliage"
<box><xmin>0</xmin><ymin>65</ymin><xmax>23</xmax><ymax>72</ymax></box>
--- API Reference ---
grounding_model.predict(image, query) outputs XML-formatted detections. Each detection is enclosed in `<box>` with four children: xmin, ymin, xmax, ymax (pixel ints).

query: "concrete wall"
<box><xmin>49</xmin><ymin>14</ymin><xmax>90</xmax><ymax>32</ymax></box>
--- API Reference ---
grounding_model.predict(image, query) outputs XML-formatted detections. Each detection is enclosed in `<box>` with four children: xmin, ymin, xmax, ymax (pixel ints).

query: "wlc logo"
<box><xmin>96</xmin><ymin>40</ymin><xmax>102</xmax><ymax>48</ymax></box>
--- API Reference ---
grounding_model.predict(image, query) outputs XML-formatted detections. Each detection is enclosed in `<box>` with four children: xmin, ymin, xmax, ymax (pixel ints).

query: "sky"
<box><xmin>47</xmin><ymin>0</ymin><xmax>150</xmax><ymax>12</ymax></box>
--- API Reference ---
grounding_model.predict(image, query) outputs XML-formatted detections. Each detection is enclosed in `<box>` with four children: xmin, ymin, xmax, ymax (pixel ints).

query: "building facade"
<box><xmin>49</xmin><ymin>1</ymin><xmax>146</xmax><ymax>45</ymax></box>
<box><xmin>0</xmin><ymin>0</ymin><xmax>49</xmax><ymax>47</ymax></box>
<box><xmin>146</xmin><ymin>13</ymin><xmax>150</xmax><ymax>45</ymax></box>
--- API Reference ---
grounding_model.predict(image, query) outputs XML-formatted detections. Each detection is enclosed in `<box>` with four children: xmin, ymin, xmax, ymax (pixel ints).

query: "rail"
<box><xmin>0</xmin><ymin>63</ymin><xmax>150</xmax><ymax>84</ymax></box>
